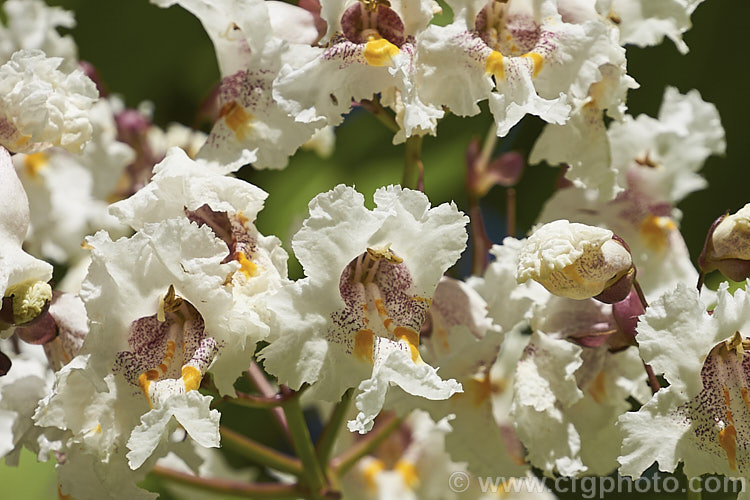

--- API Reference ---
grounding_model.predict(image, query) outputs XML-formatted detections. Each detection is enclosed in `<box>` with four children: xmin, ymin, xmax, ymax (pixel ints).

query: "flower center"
<box><xmin>330</xmin><ymin>245</ymin><xmax>429</xmax><ymax>364</ymax></box>
<box><xmin>186</xmin><ymin>204</ymin><xmax>260</xmax><ymax>280</ymax></box>
<box><xmin>477</xmin><ymin>1</ymin><xmax>546</xmax><ymax>80</ymax></box>
<box><xmin>476</xmin><ymin>1</ymin><xmax>542</xmax><ymax>57</ymax></box>
<box><xmin>115</xmin><ymin>285</ymin><xmax>219</xmax><ymax>408</ymax></box>
<box><xmin>340</xmin><ymin>1</ymin><xmax>404</xmax><ymax>66</ymax></box>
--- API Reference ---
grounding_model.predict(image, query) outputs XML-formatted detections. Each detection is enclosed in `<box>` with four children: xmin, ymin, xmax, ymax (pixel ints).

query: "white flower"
<box><xmin>600</xmin><ymin>0</ymin><xmax>707</xmax><ymax>54</ymax></box>
<box><xmin>13</xmin><ymin>97</ymin><xmax>134</xmax><ymax>264</ymax></box>
<box><xmin>152</xmin><ymin>0</ymin><xmax>324</xmax><ymax>169</ymax></box>
<box><xmin>260</xmin><ymin>185</ymin><xmax>467</xmax><ymax>433</ymax></box>
<box><xmin>416</xmin><ymin>0</ymin><xmax>625</xmax><ymax>137</ymax></box>
<box><xmin>109</xmin><ymin>147</ymin><xmax>289</xmax><ymax>394</ymax></box>
<box><xmin>0</xmin><ymin>146</ymin><xmax>52</xmax><ymax>333</ymax></box>
<box><xmin>516</xmin><ymin>220</ymin><xmax>632</xmax><ymax>300</ymax></box>
<box><xmin>618</xmin><ymin>283</ymin><xmax>750</xmax><ymax>481</ymax></box>
<box><xmin>0</xmin><ymin>0</ymin><xmax>78</xmax><ymax>68</ymax></box>
<box><xmin>0</xmin><ymin>49</ymin><xmax>97</xmax><ymax>154</ymax></box>
<box><xmin>512</xmin><ymin>296</ymin><xmax>649</xmax><ymax>477</ymax></box>
<box><xmin>273</xmin><ymin>0</ymin><xmax>444</xmax><ymax>143</ymax></box>
<box><xmin>36</xmin><ymin>218</ymin><xmax>248</xmax><ymax>475</ymax></box>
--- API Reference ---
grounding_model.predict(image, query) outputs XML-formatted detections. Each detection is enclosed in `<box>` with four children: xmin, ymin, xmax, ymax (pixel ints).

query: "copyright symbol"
<box><xmin>449</xmin><ymin>471</ymin><xmax>470</xmax><ymax>493</ymax></box>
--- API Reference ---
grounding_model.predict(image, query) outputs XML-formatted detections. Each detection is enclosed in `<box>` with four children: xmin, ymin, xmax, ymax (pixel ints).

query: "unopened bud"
<box><xmin>699</xmin><ymin>204</ymin><xmax>750</xmax><ymax>281</ymax></box>
<box><xmin>517</xmin><ymin>220</ymin><xmax>634</xmax><ymax>300</ymax></box>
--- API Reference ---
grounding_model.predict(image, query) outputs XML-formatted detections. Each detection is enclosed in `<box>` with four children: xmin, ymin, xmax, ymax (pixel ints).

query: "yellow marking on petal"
<box><xmin>394</xmin><ymin>326</ymin><xmax>420</xmax><ymax>363</ymax></box>
<box><xmin>23</xmin><ymin>152</ymin><xmax>48</xmax><ymax>178</ymax></box>
<box><xmin>94</xmin><ymin>424</ymin><xmax>102</xmax><ymax>434</ymax></box>
<box><xmin>485</xmin><ymin>50</ymin><xmax>505</xmax><ymax>81</ymax></box>
<box><xmin>639</xmin><ymin>215</ymin><xmax>677</xmax><ymax>252</ymax></box>
<box><xmin>138</xmin><ymin>369</ymin><xmax>160</xmax><ymax>407</ymax></box>
<box><xmin>354</xmin><ymin>329</ymin><xmax>375</xmax><ymax>364</ymax></box>
<box><xmin>362</xmin><ymin>458</ymin><xmax>385</xmax><ymax>490</ymax></box>
<box><xmin>521</xmin><ymin>52</ymin><xmax>544</xmax><ymax>78</ymax></box>
<box><xmin>492</xmin><ymin>376</ymin><xmax>508</xmax><ymax>395</ymax></box>
<box><xmin>158</xmin><ymin>363</ymin><xmax>168</xmax><ymax>374</ymax></box>
<box><xmin>182</xmin><ymin>365</ymin><xmax>202</xmax><ymax>392</ymax></box>
<box><xmin>467</xmin><ymin>372</ymin><xmax>493</xmax><ymax>407</ymax></box>
<box><xmin>58</xmin><ymin>484</ymin><xmax>72</xmax><ymax>500</ymax></box>
<box><xmin>719</xmin><ymin>424</ymin><xmax>738</xmax><ymax>470</ymax></box>
<box><xmin>374</xmin><ymin>298</ymin><xmax>388</xmax><ymax>316</ymax></box>
<box><xmin>436</xmin><ymin>327</ymin><xmax>450</xmax><ymax>351</ymax></box>
<box><xmin>15</xmin><ymin>135</ymin><xmax>31</xmax><ymax>147</ymax></box>
<box><xmin>236</xmin><ymin>251</ymin><xmax>258</xmax><ymax>278</ymax></box>
<box><xmin>741</xmin><ymin>387</ymin><xmax>750</xmax><ymax>412</ymax></box>
<box><xmin>384</xmin><ymin>318</ymin><xmax>392</xmax><ymax>329</ymax></box>
<box><xmin>589</xmin><ymin>371</ymin><xmax>607</xmax><ymax>404</ymax></box>
<box><xmin>559</xmin><ymin>263</ymin><xmax>586</xmax><ymax>285</ymax></box>
<box><xmin>364</xmin><ymin>38</ymin><xmax>399</xmax><ymax>67</ymax></box>
<box><xmin>220</xmin><ymin>101</ymin><xmax>253</xmax><ymax>141</ymax></box>
<box><xmin>394</xmin><ymin>460</ymin><xmax>419</xmax><ymax>489</ymax></box>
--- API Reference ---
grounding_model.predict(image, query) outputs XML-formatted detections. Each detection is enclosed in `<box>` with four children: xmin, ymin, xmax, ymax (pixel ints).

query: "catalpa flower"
<box><xmin>13</xmin><ymin>97</ymin><xmax>134</xmax><ymax>264</ymax></box>
<box><xmin>0</xmin><ymin>49</ymin><xmax>97</xmax><ymax>154</ymax></box>
<box><xmin>109</xmin><ymin>147</ymin><xmax>289</xmax><ymax>394</ymax></box>
<box><xmin>618</xmin><ymin>283</ymin><xmax>750</xmax><ymax>484</ymax></box>
<box><xmin>260</xmin><ymin>185</ymin><xmax>467</xmax><ymax>433</ymax></box>
<box><xmin>152</xmin><ymin>0</ymin><xmax>324</xmax><ymax>169</ymax></box>
<box><xmin>36</xmin><ymin>217</ymin><xmax>251</xmax><ymax>479</ymax></box>
<box><xmin>0</xmin><ymin>0</ymin><xmax>78</xmax><ymax>69</ymax></box>
<box><xmin>0</xmin><ymin>146</ymin><xmax>52</xmax><ymax>334</ymax></box>
<box><xmin>534</xmin><ymin>87</ymin><xmax>723</xmax><ymax>201</ymax></box>
<box><xmin>273</xmin><ymin>0</ymin><xmax>444</xmax><ymax>143</ymax></box>
<box><xmin>512</xmin><ymin>295</ymin><xmax>649</xmax><ymax>477</ymax></box>
<box><xmin>416</xmin><ymin>0</ymin><xmax>624</xmax><ymax>136</ymax></box>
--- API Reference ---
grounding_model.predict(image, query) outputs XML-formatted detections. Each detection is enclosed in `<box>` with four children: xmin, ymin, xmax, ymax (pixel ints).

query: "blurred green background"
<box><xmin>1</xmin><ymin>0</ymin><xmax>747</xmax><ymax>497</ymax></box>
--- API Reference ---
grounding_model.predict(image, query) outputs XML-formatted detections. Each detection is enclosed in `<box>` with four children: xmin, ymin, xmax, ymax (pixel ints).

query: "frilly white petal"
<box><xmin>347</xmin><ymin>338</ymin><xmax>462</xmax><ymax>434</ymax></box>
<box><xmin>0</xmin><ymin>146</ymin><xmax>52</xmax><ymax>294</ymax></box>
<box><xmin>0</xmin><ymin>49</ymin><xmax>97</xmax><ymax>154</ymax></box>
<box><xmin>126</xmin><ymin>391</ymin><xmax>220</xmax><ymax>469</ymax></box>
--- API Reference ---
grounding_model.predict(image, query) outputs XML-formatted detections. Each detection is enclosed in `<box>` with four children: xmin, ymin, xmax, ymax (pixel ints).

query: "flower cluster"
<box><xmin>0</xmin><ymin>0</ymin><xmax>739</xmax><ymax>499</ymax></box>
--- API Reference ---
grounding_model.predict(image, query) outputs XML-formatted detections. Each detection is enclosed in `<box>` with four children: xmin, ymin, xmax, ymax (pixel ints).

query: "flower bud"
<box><xmin>0</xmin><ymin>279</ymin><xmax>52</xmax><ymax>328</ymax></box>
<box><xmin>517</xmin><ymin>220</ymin><xmax>634</xmax><ymax>300</ymax></box>
<box><xmin>699</xmin><ymin>204</ymin><xmax>750</xmax><ymax>281</ymax></box>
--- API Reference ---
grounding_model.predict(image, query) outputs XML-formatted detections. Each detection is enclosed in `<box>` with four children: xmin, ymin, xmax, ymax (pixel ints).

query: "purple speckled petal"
<box><xmin>679</xmin><ymin>338</ymin><xmax>750</xmax><ymax>474</ymax></box>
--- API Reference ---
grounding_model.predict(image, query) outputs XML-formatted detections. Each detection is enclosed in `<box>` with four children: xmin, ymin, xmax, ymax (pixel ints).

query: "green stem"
<box><xmin>402</xmin><ymin>135</ymin><xmax>423</xmax><ymax>190</ymax></box>
<box><xmin>283</xmin><ymin>395</ymin><xmax>329</xmax><ymax>498</ymax></box>
<box><xmin>360</xmin><ymin>98</ymin><xmax>399</xmax><ymax>133</ymax></box>
<box><xmin>687</xmin><ymin>481</ymin><xmax>702</xmax><ymax>500</ymax></box>
<box><xmin>330</xmin><ymin>413</ymin><xmax>403</xmax><ymax>476</ymax></box>
<box><xmin>246</xmin><ymin>361</ymin><xmax>291</xmax><ymax>443</ymax></box>
<box><xmin>316</xmin><ymin>388</ymin><xmax>354</xmax><ymax>465</ymax></box>
<box><xmin>220</xmin><ymin>427</ymin><xmax>303</xmax><ymax>477</ymax></box>
<box><xmin>151</xmin><ymin>465</ymin><xmax>304</xmax><ymax>499</ymax></box>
